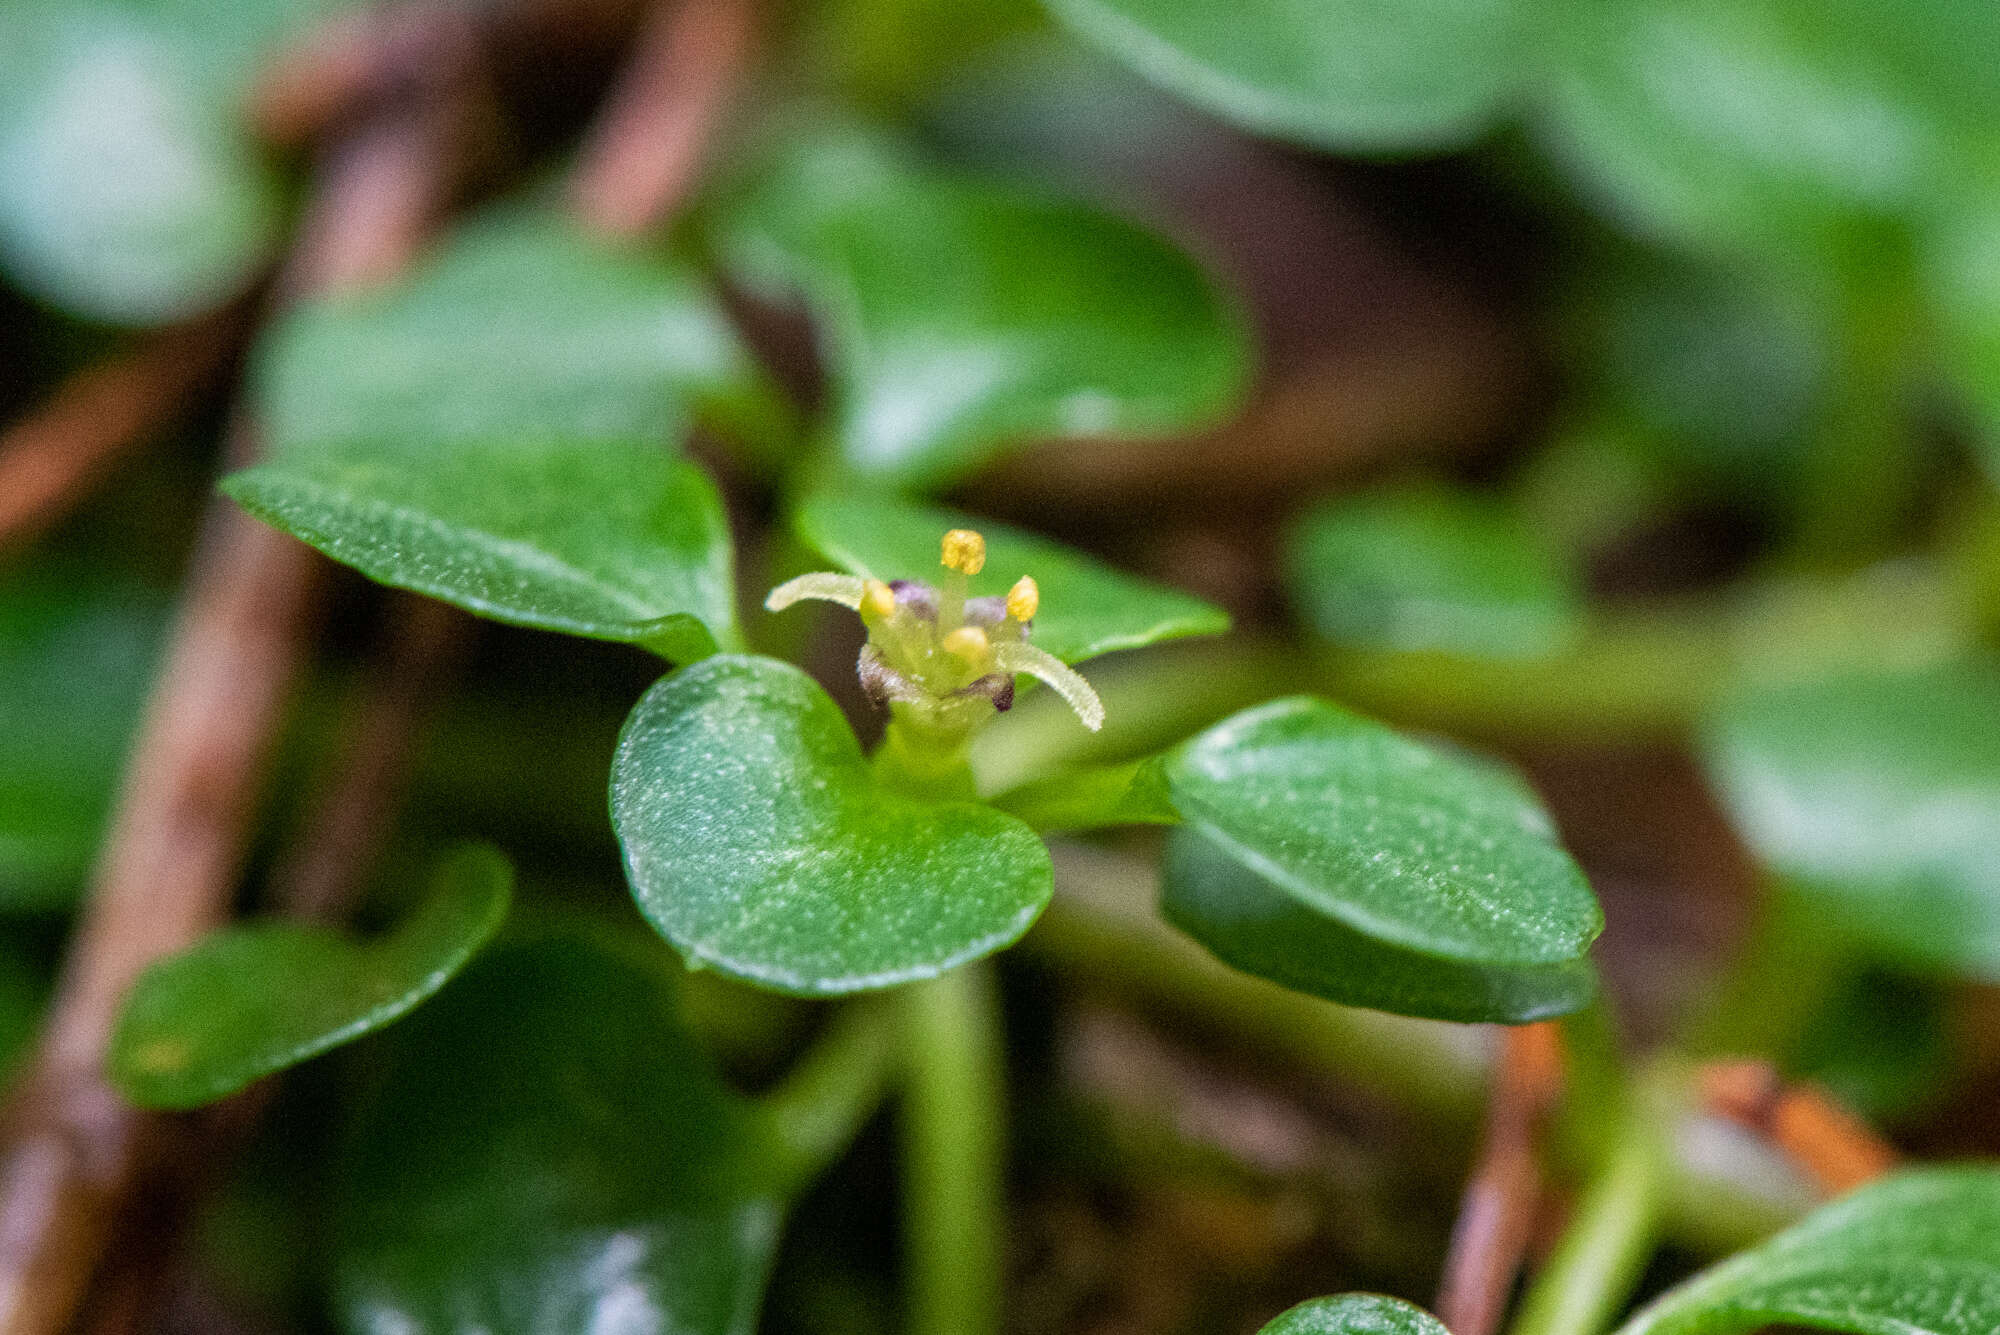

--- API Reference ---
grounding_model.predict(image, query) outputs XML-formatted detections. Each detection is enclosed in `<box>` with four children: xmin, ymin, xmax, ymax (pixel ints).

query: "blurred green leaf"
<box><xmin>1926</xmin><ymin>187</ymin><xmax>2000</xmax><ymax>481</ymax></box>
<box><xmin>109</xmin><ymin>844</ymin><xmax>512</xmax><ymax>1109</ymax></box>
<box><xmin>1040</xmin><ymin>0</ymin><xmax>1525</xmax><ymax>152</ymax></box>
<box><xmin>1163</xmin><ymin>697</ymin><xmax>1602</xmax><ymax>968</ymax></box>
<box><xmin>1163</xmin><ymin>824</ymin><xmax>1596</xmax><ymax>1023</ymax></box>
<box><xmin>258</xmin><ymin>204</ymin><xmax>769</xmax><ymax>456</ymax></box>
<box><xmin>1288</xmin><ymin>487</ymin><xmax>1583</xmax><ymax>661</ymax></box>
<box><xmin>0</xmin><ymin>0</ymin><xmax>337</xmax><ymax>323</ymax></box>
<box><xmin>224</xmin><ymin>444</ymin><xmax>736</xmax><ymax>660</ymax></box>
<box><xmin>611</xmin><ymin>655</ymin><xmax>1051</xmax><ymax>994</ymax></box>
<box><xmin>791</xmin><ymin>491</ymin><xmax>1227</xmax><ymax>663</ymax></box>
<box><xmin>711</xmin><ymin>129</ymin><xmax>1249</xmax><ymax>487</ymax></box>
<box><xmin>1539</xmin><ymin>0</ymin><xmax>1993</xmax><ymax>267</ymax></box>
<box><xmin>334</xmin><ymin>924</ymin><xmax>783</xmax><ymax>1335</ymax></box>
<box><xmin>0</xmin><ymin>575</ymin><xmax>164</xmax><ymax>910</ymax></box>
<box><xmin>1260</xmin><ymin>1294</ymin><xmax>1453</xmax><ymax>1335</ymax></box>
<box><xmin>1701</xmin><ymin>662</ymin><xmax>2000</xmax><ymax>979</ymax></box>
<box><xmin>1615</xmin><ymin>1166</ymin><xmax>2000</xmax><ymax>1335</ymax></box>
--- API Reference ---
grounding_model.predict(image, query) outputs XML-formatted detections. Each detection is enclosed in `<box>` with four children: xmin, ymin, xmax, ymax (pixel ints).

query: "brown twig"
<box><xmin>0</xmin><ymin>103</ymin><xmax>456</xmax><ymax>1335</ymax></box>
<box><xmin>0</xmin><ymin>307</ymin><xmax>248</xmax><ymax>555</ymax></box>
<box><xmin>570</xmin><ymin>0</ymin><xmax>756</xmax><ymax>237</ymax></box>
<box><xmin>1436</xmin><ymin>1023</ymin><xmax>1565</xmax><ymax>1335</ymax></box>
<box><xmin>1699</xmin><ymin>1060</ymin><xmax>1899</xmax><ymax>1196</ymax></box>
<box><xmin>271</xmin><ymin>596</ymin><xmax>472</xmax><ymax>920</ymax></box>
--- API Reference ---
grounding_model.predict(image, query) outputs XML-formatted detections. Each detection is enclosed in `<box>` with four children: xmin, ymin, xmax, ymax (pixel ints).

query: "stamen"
<box><xmin>1006</xmin><ymin>576</ymin><xmax>1039</xmax><ymax>622</ymax></box>
<box><xmin>941</xmin><ymin>625</ymin><xmax>991</xmax><ymax>668</ymax></box>
<box><xmin>991</xmin><ymin>641</ymin><xmax>1104</xmax><ymax>731</ymax></box>
<box><xmin>860</xmin><ymin>579</ymin><xmax>898</xmax><ymax>623</ymax></box>
<box><xmin>765</xmin><ymin>572</ymin><xmax>867</xmax><ymax>613</ymax></box>
<box><xmin>941</xmin><ymin>529</ymin><xmax>986</xmax><ymax>575</ymax></box>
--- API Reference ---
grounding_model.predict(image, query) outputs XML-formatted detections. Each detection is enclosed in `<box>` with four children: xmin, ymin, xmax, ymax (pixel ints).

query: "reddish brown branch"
<box><xmin>271</xmin><ymin>596</ymin><xmax>472</xmax><ymax>920</ymax></box>
<box><xmin>1699</xmin><ymin>1060</ymin><xmax>1899</xmax><ymax>1196</ymax></box>
<box><xmin>570</xmin><ymin>0</ymin><xmax>757</xmax><ymax>237</ymax></box>
<box><xmin>1436</xmin><ymin>1023</ymin><xmax>1564</xmax><ymax>1335</ymax></box>
<box><xmin>0</xmin><ymin>107</ymin><xmax>455</xmax><ymax>1335</ymax></box>
<box><xmin>0</xmin><ymin>307</ymin><xmax>247</xmax><ymax>555</ymax></box>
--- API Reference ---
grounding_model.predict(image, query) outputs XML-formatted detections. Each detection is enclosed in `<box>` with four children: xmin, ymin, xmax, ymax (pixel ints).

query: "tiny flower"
<box><xmin>763</xmin><ymin>529</ymin><xmax>1103</xmax><ymax>734</ymax></box>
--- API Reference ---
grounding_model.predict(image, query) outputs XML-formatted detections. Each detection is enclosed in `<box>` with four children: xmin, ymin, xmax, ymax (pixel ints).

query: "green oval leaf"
<box><xmin>1700</xmin><ymin>662</ymin><xmax>2000</xmax><ymax>979</ymax></box>
<box><xmin>1261</xmin><ymin>1294</ymin><xmax>1453</xmax><ymax>1335</ymax></box>
<box><xmin>1164</xmin><ymin>825</ymin><xmax>1596</xmax><ymax>1023</ymax></box>
<box><xmin>611</xmin><ymin>655</ymin><xmax>1052</xmax><ymax>994</ymax></box>
<box><xmin>0</xmin><ymin>4</ymin><xmax>298</xmax><ymax>323</ymax></box>
<box><xmin>0</xmin><ymin>574</ymin><xmax>164</xmax><ymax>910</ymax></box>
<box><xmin>1288</xmin><ymin>487</ymin><xmax>1583</xmax><ymax>660</ymax></box>
<box><xmin>224</xmin><ymin>443</ymin><xmax>736</xmax><ymax>660</ymax></box>
<box><xmin>1616</xmin><ymin>1165</ymin><xmax>2000</xmax><ymax>1335</ymax></box>
<box><xmin>1539</xmin><ymin>0</ymin><xmax>1996</xmax><ymax>266</ymax></box>
<box><xmin>257</xmin><ymin>204</ymin><xmax>767</xmax><ymax>456</ymax></box>
<box><xmin>1164</xmin><ymin>697</ymin><xmax>1602</xmax><ymax>967</ymax></box>
<box><xmin>1041</xmin><ymin>0</ymin><xmax>1526</xmax><ymax>152</ymax></box>
<box><xmin>792</xmin><ymin>491</ymin><xmax>1227</xmax><ymax>663</ymax></box>
<box><xmin>334</xmin><ymin>925</ymin><xmax>783</xmax><ymax>1335</ymax></box>
<box><xmin>711</xmin><ymin>129</ymin><xmax>1249</xmax><ymax>487</ymax></box>
<box><xmin>108</xmin><ymin>844</ymin><xmax>512</xmax><ymax>1109</ymax></box>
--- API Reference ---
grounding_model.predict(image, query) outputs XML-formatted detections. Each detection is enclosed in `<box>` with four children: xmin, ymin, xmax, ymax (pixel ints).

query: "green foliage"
<box><xmin>0</xmin><ymin>0</ymin><xmax>335</xmax><ymax>323</ymax></box>
<box><xmin>109</xmin><ymin>844</ymin><xmax>512</xmax><ymax>1109</ymax></box>
<box><xmin>1259</xmin><ymin>1294</ymin><xmax>1453</xmax><ymax>1335</ymax></box>
<box><xmin>611</xmin><ymin>655</ymin><xmax>1051</xmax><ymax>994</ymax></box>
<box><xmin>333</xmin><ymin>924</ymin><xmax>784</xmax><ymax>1335</ymax></box>
<box><xmin>1700</xmin><ymin>662</ymin><xmax>2000</xmax><ymax>979</ymax></box>
<box><xmin>0</xmin><ymin>575</ymin><xmax>163</xmax><ymax>910</ymax></box>
<box><xmin>1288</xmin><ymin>486</ymin><xmax>1583</xmax><ymax>660</ymax></box>
<box><xmin>1041</xmin><ymin>0</ymin><xmax>1525</xmax><ymax>152</ymax></box>
<box><xmin>1615</xmin><ymin>1166</ymin><xmax>2000</xmax><ymax>1335</ymax></box>
<box><xmin>1162</xmin><ymin>825</ymin><xmax>1597</xmax><ymax>1024</ymax></box>
<box><xmin>256</xmin><ymin>205</ymin><xmax>767</xmax><ymax>456</ymax></box>
<box><xmin>792</xmin><ymin>491</ymin><xmax>1228</xmax><ymax>663</ymax></box>
<box><xmin>711</xmin><ymin>128</ymin><xmax>1250</xmax><ymax>487</ymax></box>
<box><xmin>224</xmin><ymin>441</ymin><xmax>736</xmax><ymax>660</ymax></box>
<box><xmin>1163</xmin><ymin>696</ymin><xmax>1602</xmax><ymax>969</ymax></box>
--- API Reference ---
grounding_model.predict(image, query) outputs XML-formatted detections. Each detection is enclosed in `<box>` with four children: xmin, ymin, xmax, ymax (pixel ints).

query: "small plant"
<box><xmin>0</xmin><ymin>0</ymin><xmax>1997</xmax><ymax>1332</ymax></box>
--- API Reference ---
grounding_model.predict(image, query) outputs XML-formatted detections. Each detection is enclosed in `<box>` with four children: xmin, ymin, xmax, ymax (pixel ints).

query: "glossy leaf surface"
<box><xmin>1164</xmin><ymin>825</ymin><xmax>1596</xmax><ymax>1023</ymax></box>
<box><xmin>109</xmin><ymin>845</ymin><xmax>512</xmax><ymax>1109</ymax></box>
<box><xmin>0</xmin><ymin>1</ymin><xmax>314</xmax><ymax>322</ymax></box>
<box><xmin>1042</xmin><ymin>0</ymin><xmax>1523</xmax><ymax>152</ymax></box>
<box><xmin>1701</xmin><ymin>663</ymin><xmax>2000</xmax><ymax>978</ymax></box>
<box><xmin>258</xmin><ymin>205</ymin><xmax>762</xmax><ymax>455</ymax></box>
<box><xmin>334</xmin><ymin>925</ymin><xmax>782</xmax><ymax>1335</ymax></box>
<box><xmin>0</xmin><ymin>576</ymin><xmax>163</xmax><ymax>910</ymax></box>
<box><xmin>1616</xmin><ymin>1166</ymin><xmax>2000</xmax><ymax>1335</ymax></box>
<box><xmin>612</xmin><ymin>655</ymin><xmax>1051</xmax><ymax>994</ymax></box>
<box><xmin>713</xmin><ymin>131</ymin><xmax>1248</xmax><ymax>487</ymax></box>
<box><xmin>225</xmin><ymin>443</ymin><xmax>735</xmax><ymax>659</ymax></box>
<box><xmin>1164</xmin><ymin>697</ymin><xmax>1601</xmax><ymax>967</ymax></box>
<box><xmin>1261</xmin><ymin>1294</ymin><xmax>1453</xmax><ymax>1335</ymax></box>
<box><xmin>792</xmin><ymin>492</ymin><xmax>1227</xmax><ymax>663</ymax></box>
<box><xmin>1288</xmin><ymin>487</ymin><xmax>1582</xmax><ymax>660</ymax></box>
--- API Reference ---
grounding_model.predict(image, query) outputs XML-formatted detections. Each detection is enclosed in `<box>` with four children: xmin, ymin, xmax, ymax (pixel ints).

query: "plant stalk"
<box><xmin>901</xmin><ymin>962</ymin><xmax>1005</xmax><ymax>1335</ymax></box>
<box><xmin>1509</xmin><ymin>1083</ymin><xmax>1668</xmax><ymax>1335</ymax></box>
<box><xmin>763</xmin><ymin>997</ymin><xmax>899</xmax><ymax>1194</ymax></box>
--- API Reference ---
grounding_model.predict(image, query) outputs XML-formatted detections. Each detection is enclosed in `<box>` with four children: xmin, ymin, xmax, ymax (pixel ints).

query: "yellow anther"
<box><xmin>1006</xmin><ymin>576</ymin><xmax>1039</xmax><ymax>622</ymax></box>
<box><xmin>940</xmin><ymin>529</ymin><xmax>986</xmax><ymax>575</ymax></box>
<box><xmin>861</xmin><ymin>579</ymin><xmax>897</xmax><ymax>622</ymax></box>
<box><xmin>941</xmin><ymin>625</ymin><xmax>990</xmax><ymax>666</ymax></box>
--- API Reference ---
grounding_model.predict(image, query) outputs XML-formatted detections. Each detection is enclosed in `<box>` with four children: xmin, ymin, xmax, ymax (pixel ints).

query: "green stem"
<box><xmin>1509</xmin><ymin>1083</ymin><xmax>1668</xmax><ymax>1335</ymax></box>
<box><xmin>761</xmin><ymin>997</ymin><xmax>900</xmax><ymax>1194</ymax></box>
<box><xmin>901</xmin><ymin>962</ymin><xmax>1005</xmax><ymax>1335</ymax></box>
